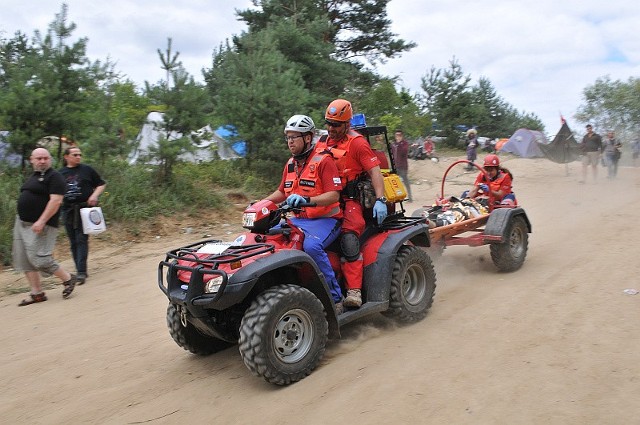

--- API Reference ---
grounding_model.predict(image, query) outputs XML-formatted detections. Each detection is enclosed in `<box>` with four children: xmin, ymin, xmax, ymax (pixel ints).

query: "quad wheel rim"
<box><xmin>273</xmin><ymin>308</ymin><xmax>314</xmax><ymax>363</ymax></box>
<box><xmin>403</xmin><ymin>263</ymin><xmax>427</xmax><ymax>306</ymax></box>
<box><xmin>509</xmin><ymin>224</ymin><xmax>526</xmax><ymax>258</ymax></box>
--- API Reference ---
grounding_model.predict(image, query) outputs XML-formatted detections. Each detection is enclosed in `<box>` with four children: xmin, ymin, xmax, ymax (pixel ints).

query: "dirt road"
<box><xmin>2</xmin><ymin>156</ymin><xmax>639</xmax><ymax>424</ymax></box>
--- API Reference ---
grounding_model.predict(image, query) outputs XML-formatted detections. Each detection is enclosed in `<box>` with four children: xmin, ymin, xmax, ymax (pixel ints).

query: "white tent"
<box><xmin>0</xmin><ymin>131</ymin><xmax>23</xmax><ymax>167</ymax></box>
<box><xmin>128</xmin><ymin>112</ymin><xmax>240</xmax><ymax>164</ymax></box>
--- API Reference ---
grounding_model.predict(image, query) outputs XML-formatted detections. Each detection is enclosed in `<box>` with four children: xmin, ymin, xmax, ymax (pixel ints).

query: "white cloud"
<box><xmin>377</xmin><ymin>0</ymin><xmax>640</xmax><ymax>133</ymax></box>
<box><xmin>1</xmin><ymin>0</ymin><xmax>639</xmax><ymax>135</ymax></box>
<box><xmin>0</xmin><ymin>0</ymin><xmax>252</xmax><ymax>84</ymax></box>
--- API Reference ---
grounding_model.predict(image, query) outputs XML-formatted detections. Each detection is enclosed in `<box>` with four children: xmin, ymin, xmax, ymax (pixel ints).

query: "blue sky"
<box><xmin>1</xmin><ymin>0</ymin><xmax>639</xmax><ymax>136</ymax></box>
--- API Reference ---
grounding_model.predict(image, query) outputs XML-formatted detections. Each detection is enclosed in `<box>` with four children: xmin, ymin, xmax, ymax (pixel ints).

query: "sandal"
<box><xmin>18</xmin><ymin>292</ymin><xmax>48</xmax><ymax>306</ymax></box>
<box><xmin>62</xmin><ymin>274</ymin><xmax>77</xmax><ymax>299</ymax></box>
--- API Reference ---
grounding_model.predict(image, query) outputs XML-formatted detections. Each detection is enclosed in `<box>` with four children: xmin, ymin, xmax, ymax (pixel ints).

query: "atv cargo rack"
<box><xmin>158</xmin><ymin>240</ymin><xmax>275</xmax><ymax>303</ymax></box>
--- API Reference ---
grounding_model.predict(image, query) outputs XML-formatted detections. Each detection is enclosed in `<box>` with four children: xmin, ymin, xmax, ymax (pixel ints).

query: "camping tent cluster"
<box><xmin>497</xmin><ymin>123</ymin><xmax>582</xmax><ymax>163</ymax></box>
<box><xmin>128</xmin><ymin>112</ymin><xmax>245</xmax><ymax>164</ymax></box>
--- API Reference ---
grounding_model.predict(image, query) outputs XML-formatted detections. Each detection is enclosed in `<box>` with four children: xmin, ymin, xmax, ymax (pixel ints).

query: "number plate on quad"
<box><xmin>196</xmin><ymin>242</ymin><xmax>232</xmax><ymax>254</ymax></box>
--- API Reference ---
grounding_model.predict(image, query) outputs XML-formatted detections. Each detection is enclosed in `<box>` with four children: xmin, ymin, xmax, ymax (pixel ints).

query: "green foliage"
<box><xmin>204</xmin><ymin>32</ymin><xmax>309</xmax><ymax>165</ymax></box>
<box><xmin>94</xmin><ymin>160</ymin><xmax>239</xmax><ymax>221</ymax></box>
<box><xmin>357</xmin><ymin>79</ymin><xmax>431</xmax><ymax>137</ymax></box>
<box><xmin>0</xmin><ymin>170</ymin><xmax>20</xmax><ymax>265</ymax></box>
<box><xmin>80</xmin><ymin>79</ymin><xmax>151</xmax><ymax>165</ymax></box>
<box><xmin>157</xmin><ymin>37</ymin><xmax>181</xmax><ymax>89</ymax></box>
<box><xmin>138</xmin><ymin>47</ymin><xmax>213</xmax><ymax>185</ymax></box>
<box><xmin>243</xmin><ymin>158</ymin><xmax>284</xmax><ymax>192</ymax></box>
<box><xmin>0</xmin><ymin>4</ymin><xmax>123</xmax><ymax>166</ymax></box>
<box><xmin>0</xmin><ymin>158</ymin><xmax>274</xmax><ymax>265</ymax></box>
<box><xmin>576</xmin><ymin>76</ymin><xmax>640</xmax><ymax>137</ymax></box>
<box><xmin>237</xmin><ymin>0</ymin><xmax>415</xmax><ymax>65</ymax></box>
<box><xmin>421</xmin><ymin>58</ymin><xmax>474</xmax><ymax>145</ymax></box>
<box><xmin>420</xmin><ymin>57</ymin><xmax>544</xmax><ymax>146</ymax></box>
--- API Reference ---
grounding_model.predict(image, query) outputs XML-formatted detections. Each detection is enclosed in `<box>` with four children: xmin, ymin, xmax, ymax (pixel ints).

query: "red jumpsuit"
<box><xmin>315</xmin><ymin>131</ymin><xmax>381</xmax><ymax>291</ymax></box>
<box><xmin>474</xmin><ymin>170</ymin><xmax>513</xmax><ymax>203</ymax></box>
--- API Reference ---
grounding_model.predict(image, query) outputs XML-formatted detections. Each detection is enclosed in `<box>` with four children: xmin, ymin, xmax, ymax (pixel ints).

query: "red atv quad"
<box><xmin>158</xmin><ymin>126</ymin><xmax>436</xmax><ymax>385</ymax></box>
<box><xmin>412</xmin><ymin>159</ymin><xmax>531</xmax><ymax>271</ymax></box>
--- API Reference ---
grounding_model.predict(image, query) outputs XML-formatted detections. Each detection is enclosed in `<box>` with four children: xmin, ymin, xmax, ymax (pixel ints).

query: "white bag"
<box><xmin>80</xmin><ymin>207</ymin><xmax>107</xmax><ymax>235</ymax></box>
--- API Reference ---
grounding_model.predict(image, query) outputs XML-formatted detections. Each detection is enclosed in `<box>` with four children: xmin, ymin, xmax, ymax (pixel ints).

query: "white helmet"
<box><xmin>284</xmin><ymin>115</ymin><xmax>315</xmax><ymax>134</ymax></box>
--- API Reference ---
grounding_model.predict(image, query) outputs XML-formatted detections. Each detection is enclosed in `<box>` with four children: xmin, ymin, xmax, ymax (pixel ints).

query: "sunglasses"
<box><xmin>325</xmin><ymin>120</ymin><xmax>344</xmax><ymax>128</ymax></box>
<box><xmin>71</xmin><ymin>153</ymin><xmax>83</xmax><ymax>157</ymax></box>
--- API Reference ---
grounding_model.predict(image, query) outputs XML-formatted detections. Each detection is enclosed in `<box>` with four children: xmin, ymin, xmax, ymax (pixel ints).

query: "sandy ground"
<box><xmin>1</xmin><ymin>153</ymin><xmax>639</xmax><ymax>424</ymax></box>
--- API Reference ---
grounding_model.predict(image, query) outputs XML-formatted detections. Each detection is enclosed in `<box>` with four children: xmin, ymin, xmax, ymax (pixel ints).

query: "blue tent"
<box><xmin>215</xmin><ymin>125</ymin><xmax>246</xmax><ymax>157</ymax></box>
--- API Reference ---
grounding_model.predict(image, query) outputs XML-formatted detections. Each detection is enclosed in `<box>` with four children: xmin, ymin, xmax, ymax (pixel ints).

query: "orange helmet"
<box><xmin>484</xmin><ymin>154</ymin><xmax>500</xmax><ymax>167</ymax></box>
<box><xmin>325</xmin><ymin>99</ymin><xmax>353</xmax><ymax>122</ymax></box>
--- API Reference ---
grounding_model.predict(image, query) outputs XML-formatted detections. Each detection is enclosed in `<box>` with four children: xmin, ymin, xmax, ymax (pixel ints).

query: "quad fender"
<box><xmin>221</xmin><ymin>250</ymin><xmax>339</xmax><ymax>337</ymax></box>
<box><xmin>484</xmin><ymin>207</ymin><xmax>531</xmax><ymax>242</ymax></box>
<box><xmin>361</xmin><ymin>223</ymin><xmax>431</xmax><ymax>302</ymax></box>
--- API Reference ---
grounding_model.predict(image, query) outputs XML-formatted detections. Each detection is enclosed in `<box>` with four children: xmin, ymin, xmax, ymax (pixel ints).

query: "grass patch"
<box><xmin>0</xmin><ymin>159</ymin><xmax>270</xmax><ymax>266</ymax></box>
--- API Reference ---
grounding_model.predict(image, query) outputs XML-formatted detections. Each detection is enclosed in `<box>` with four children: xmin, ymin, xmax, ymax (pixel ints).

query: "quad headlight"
<box><xmin>205</xmin><ymin>275</ymin><xmax>227</xmax><ymax>294</ymax></box>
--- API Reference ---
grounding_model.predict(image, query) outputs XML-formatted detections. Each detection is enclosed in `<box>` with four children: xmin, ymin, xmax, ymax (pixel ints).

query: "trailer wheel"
<box><xmin>490</xmin><ymin>215</ymin><xmax>528</xmax><ymax>272</ymax></box>
<box><xmin>166</xmin><ymin>303</ymin><xmax>233</xmax><ymax>355</ymax></box>
<box><xmin>384</xmin><ymin>246</ymin><xmax>436</xmax><ymax>322</ymax></box>
<box><xmin>239</xmin><ymin>284</ymin><xmax>328</xmax><ymax>385</ymax></box>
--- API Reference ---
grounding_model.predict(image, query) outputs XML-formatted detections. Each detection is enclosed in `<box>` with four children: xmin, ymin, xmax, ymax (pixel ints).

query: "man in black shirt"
<box><xmin>60</xmin><ymin>146</ymin><xmax>106</xmax><ymax>284</ymax></box>
<box><xmin>580</xmin><ymin>124</ymin><xmax>603</xmax><ymax>183</ymax></box>
<box><xmin>14</xmin><ymin>148</ymin><xmax>77</xmax><ymax>306</ymax></box>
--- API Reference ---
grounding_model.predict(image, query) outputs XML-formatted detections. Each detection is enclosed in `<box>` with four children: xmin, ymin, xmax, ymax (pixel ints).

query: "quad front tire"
<box><xmin>383</xmin><ymin>245</ymin><xmax>436</xmax><ymax>322</ymax></box>
<box><xmin>238</xmin><ymin>284</ymin><xmax>328</xmax><ymax>385</ymax></box>
<box><xmin>490</xmin><ymin>215</ymin><xmax>528</xmax><ymax>272</ymax></box>
<box><xmin>166</xmin><ymin>303</ymin><xmax>233</xmax><ymax>355</ymax></box>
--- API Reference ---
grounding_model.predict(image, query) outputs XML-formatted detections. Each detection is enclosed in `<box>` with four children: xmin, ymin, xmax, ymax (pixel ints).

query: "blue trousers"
<box><xmin>64</xmin><ymin>212</ymin><xmax>89</xmax><ymax>275</ymax></box>
<box><xmin>289</xmin><ymin>217</ymin><xmax>342</xmax><ymax>302</ymax></box>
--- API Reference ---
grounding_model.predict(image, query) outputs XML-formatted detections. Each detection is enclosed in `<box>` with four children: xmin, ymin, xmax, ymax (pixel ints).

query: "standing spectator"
<box><xmin>265</xmin><ymin>115</ymin><xmax>344</xmax><ymax>312</ymax></box>
<box><xmin>631</xmin><ymin>137</ymin><xmax>640</xmax><ymax>167</ymax></box>
<box><xmin>392</xmin><ymin>129</ymin><xmax>413</xmax><ymax>201</ymax></box>
<box><xmin>580</xmin><ymin>124</ymin><xmax>602</xmax><ymax>183</ymax></box>
<box><xmin>13</xmin><ymin>148</ymin><xmax>77</xmax><ymax>306</ymax></box>
<box><xmin>465</xmin><ymin>129</ymin><xmax>479</xmax><ymax>171</ymax></box>
<box><xmin>602</xmin><ymin>130</ymin><xmax>622</xmax><ymax>179</ymax></box>
<box><xmin>316</xmin><ymin>99</ymin><xmax>387</xmax><ymax>310</ymax></box>
<box><xmin>59</xmin><ymin>146</ymin><xmax>106</xmax><ymax>284</ymax></box>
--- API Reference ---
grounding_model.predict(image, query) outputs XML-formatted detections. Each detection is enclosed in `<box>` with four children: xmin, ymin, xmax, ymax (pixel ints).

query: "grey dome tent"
<box><xmin>500</xmin><ymin>128</ymin><xmax>548</xmax><ymax>158</ymax></box>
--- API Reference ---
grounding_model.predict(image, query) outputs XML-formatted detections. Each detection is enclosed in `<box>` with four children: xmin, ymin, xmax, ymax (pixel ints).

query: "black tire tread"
<box><xmin>166</xmin><ymin>303</ymin><xmax>232</xmax><ymax>355</ymax></box>
<box><xmin>490</xmin><ymin>216</ymin><xmax>529</xmax><ymax>272</ymax></box>
<box><xmin>238</xmin><ymin>284</ymin><xmax>328</xmax><ymax>385</ymax></box>
<box><xmin>384</xmin><ymin>245</ymin><xmax>436</xmax><ymax>322</ymax></box>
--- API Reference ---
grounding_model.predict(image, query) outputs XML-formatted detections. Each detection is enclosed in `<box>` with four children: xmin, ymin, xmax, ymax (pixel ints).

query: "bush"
<box><xmin>0</xmin><ymin>159</ymin><xmax>275</xmax><ymax>265</ymax></box>
<box><xmin>0</xmin><ymin>171</ymin><xmax>20</xmax><ymax>266</ymax></box>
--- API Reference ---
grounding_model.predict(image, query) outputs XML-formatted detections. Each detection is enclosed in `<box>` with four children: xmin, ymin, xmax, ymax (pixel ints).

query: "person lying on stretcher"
<box><xmin>462</xmin><ymin>154</ymin><xmax>517</xmax><ymax>207</ymax></box>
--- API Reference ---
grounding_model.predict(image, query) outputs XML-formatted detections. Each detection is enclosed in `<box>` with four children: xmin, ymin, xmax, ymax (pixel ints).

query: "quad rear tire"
<box><xmin>490</xmin><ymin>215</ymin><xmax>528</xmax><ymax>272</ymax></box>
<box><xmin>166</xmin><ymin>303</ymin><xmax>233</xmax><ymax>355</ymax></box>
<box><xmin>238</xmin><ymin>284</ymin><xmax>328</xmax><ymax>385</ymax></box>
<box><xmin>383</xmin><ymin>246</ymin><xmax>436</xmax><ymax>322</ymax></box>
<box><xmin>410</xmin><ymin>208</ymin><xmax>443</xmax><ymax>259</ymax></box>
